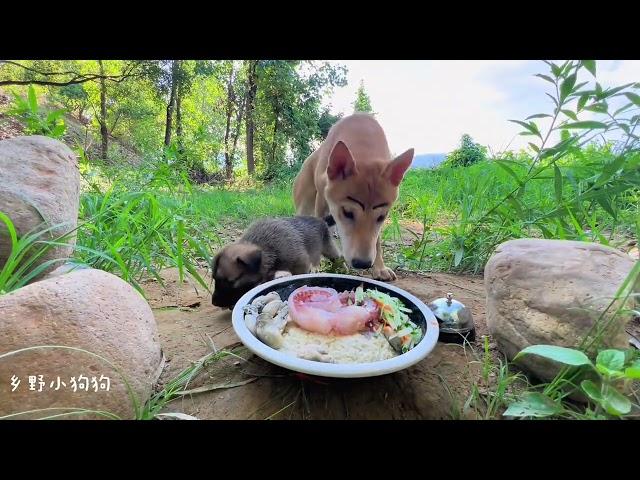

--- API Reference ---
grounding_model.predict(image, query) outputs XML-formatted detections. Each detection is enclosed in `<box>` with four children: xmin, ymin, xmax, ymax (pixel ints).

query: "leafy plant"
<box><xmin>504</xmin><ymin>261</ymin><xmax>640</xmax><ymax>420</ymax></box>
<box><xmin>443</xmin><ymin>134</ymin><xmax>487</xmax><ymax>168</ymax></box>
<box><xmin>486</xmin><ymin>60</ymin><xmax>639</xmax><ymax>240</ymax></box>
<box><xmin>505</xmin><ymin>345</ymin><xmax>639</xmax><ymax>419</ymax></box>
<box><xmin>75</xmin><ymin>185</ymin><xmax>214</xmax><ymax>295</ymax></box>
<box><xmin>0</xmin><ymin>212</ymin><xmax>77</xmax><ymax>294</ymax></box>
<box><xmin>410</xmin><ymin>60</ymin><xmax>640</xmax><ymax>272</ymax></box>
<box><xmin>352</xmin><ymin>79</ymin><xmax>375</xmax><ymax>114</ymax></box>
<box><xmin>6</xmin><ymin>85</ymin><xmax>67</xmax><ymax>138</ymax></box>
<box><xmin>57</xmin><ymin>83</ymin><xmax>89</xmax><ymax>120</ymax></box>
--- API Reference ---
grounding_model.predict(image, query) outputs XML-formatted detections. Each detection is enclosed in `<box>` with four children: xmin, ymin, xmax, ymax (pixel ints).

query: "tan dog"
<box><xmin>211</xmin><ymin>216</ymin><xmax>340</xmax><ymax>308</ymax></box>
<box><xmin>293</xmin><ymin>113</ymin><xmax>413</xmax><ymax>281</ymax></box>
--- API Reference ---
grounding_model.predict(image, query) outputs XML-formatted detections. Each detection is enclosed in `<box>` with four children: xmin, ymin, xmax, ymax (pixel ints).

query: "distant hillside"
<box><xmin>412</xmin><ymin>153</ymin><xmax>446</xmax><ymax>169</ymax></box>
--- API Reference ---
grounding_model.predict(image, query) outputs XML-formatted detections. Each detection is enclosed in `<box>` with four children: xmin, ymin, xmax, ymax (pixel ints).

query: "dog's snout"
<box><xmin>351</xmin><ymin>258</ymin><xmax>373</xmax><ymax>269</ymax></box>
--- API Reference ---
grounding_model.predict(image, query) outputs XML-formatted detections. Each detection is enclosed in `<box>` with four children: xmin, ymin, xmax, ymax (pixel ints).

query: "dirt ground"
<box><xmin>145</xmin><ymin>267</ymin><xmax>498</xmax><ymax>420</ymax></box>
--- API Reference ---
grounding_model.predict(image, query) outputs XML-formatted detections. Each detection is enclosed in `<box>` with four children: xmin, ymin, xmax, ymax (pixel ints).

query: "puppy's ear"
<box><xmin>327</xmin><ymin>141</ymin><xmax>357</xmax><ymax>180</ymax></box>
<box><xmin>384</xmin><ymin>148</ymin><xmax>414</xmax><ymax>186</ymax></box>
<box><xmin>236</xmin><ymin>248</ymin><xmax>262</xmax><ymax>273</ymax></box>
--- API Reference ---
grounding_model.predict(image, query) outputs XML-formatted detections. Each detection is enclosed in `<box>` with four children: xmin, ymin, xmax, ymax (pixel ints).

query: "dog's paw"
<box><xmin>372</xmin><ymin>266</ymin><xmax>397</xmax><ymax>282</ymax></box>
<box><xmin>274</xmin><ymin>270</ymin><xmax>292</xmax><ymax>279</ymax></box>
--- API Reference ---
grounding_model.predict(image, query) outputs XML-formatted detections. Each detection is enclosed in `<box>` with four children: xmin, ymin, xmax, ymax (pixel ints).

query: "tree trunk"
<box><xmin>245</xmin><ymin>60</ymin><xmax>258</xmax><ymax>176</ymax></box>
<box><xmin>223</xmin><ymin>64</ymin><xmax>235</xmax><ymax>180</ymax></box>
<box><xmin>229</xmin><ymin>91</ymin><xmax>246</xmax><ymax>163</ymax></box>
<box><xmin>176</xmin><ymin>81</ymin><xmax>183</xmax><ymax>154</ymax></box>
<box><xmin>270</xmin><ymin>107</ymin><xmax>280</xmax><ymax>167</ymax></box>
<box><xmin>164</xmin><ymin>60</ymin><xmax>179</xmax><ymax>147</ymax></box>
<box><xmin>98</xmin><ymin>60</ymin><xmax>108</xmax><ymax>161</ymax></box>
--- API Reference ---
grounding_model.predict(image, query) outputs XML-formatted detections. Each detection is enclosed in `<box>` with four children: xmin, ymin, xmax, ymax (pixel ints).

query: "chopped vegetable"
<box><xmin>362</xmin><ymin>288</ymin><xmax>422</xmax><ymax>352</ymax></box>
<box><xmin>355</xmin><ymin>284</ymin><xmax>365</xmax><ymax>305</ymax></box>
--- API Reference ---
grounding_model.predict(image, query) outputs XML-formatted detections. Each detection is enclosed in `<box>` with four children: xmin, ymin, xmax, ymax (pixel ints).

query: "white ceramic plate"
<box><xmin>231</xmin><ymin>273</ymin><xmax>440</xmax><ymax>378</ymax></box>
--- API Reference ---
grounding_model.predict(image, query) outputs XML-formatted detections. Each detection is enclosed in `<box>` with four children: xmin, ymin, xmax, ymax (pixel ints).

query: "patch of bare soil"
<box><xmin>147</xmin><ymin>267</ymin><xmax>494</xmax><ymax>420</ymax></box>
<box><xmin>0</xmin><ymin>92</ymin><xmax>25</xmax><ymax>141</ymax></box>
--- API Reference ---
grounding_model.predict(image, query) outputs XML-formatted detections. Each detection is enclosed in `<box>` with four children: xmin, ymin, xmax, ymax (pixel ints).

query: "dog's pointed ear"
<box><xmin>384</xmin><ymin>148</ymin><xmax>414</xmax><ymax>186</ymax></box>
<box><xmin>327</xmin><ymin>141</ymin><xmax>357</xmax><ymax>180</ymax></box>
<box><xmin>236</xmin><ymin>248</ymin><xmax>262</xmax><ymax>273</ymax></box>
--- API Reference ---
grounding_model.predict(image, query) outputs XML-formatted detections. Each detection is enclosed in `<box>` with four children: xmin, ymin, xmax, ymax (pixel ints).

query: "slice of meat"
<box><xmin>288</xmin><ymin>286</ymin><xmax>378</xmax><ymax>336</ymax></box>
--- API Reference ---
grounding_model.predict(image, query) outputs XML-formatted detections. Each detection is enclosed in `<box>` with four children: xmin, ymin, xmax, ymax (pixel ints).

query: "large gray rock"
<box><xmin>0</xmin><ymin>135</ymin><xmax>80</xmax><ymax>276</ymax></box>
<box><xmin>485</xmin><ymin>238</ymin><xmax>637</xmax><ymax>382</ymax></box>
<box><xmin>0</xmin><ymin>269</ymin><xmax>164</xmax><ymax>419</ymax></box>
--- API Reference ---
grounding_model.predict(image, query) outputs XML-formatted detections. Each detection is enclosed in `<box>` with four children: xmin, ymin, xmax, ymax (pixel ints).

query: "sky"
<box><xmin>322</xmin><ymin>60</ymin><xmax>640</xmax><ymax>155</ymax></box>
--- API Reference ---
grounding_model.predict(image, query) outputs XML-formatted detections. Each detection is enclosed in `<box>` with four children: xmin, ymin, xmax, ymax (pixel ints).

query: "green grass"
<box><xmin>144</xmin><ymin>144</ymin><xmax>637</xmax><ymax>277</ymax></box>
<box><xmin>189</xmin><ymin>184</ymin><xmax>294</xmax><ymax>227</ymax></box>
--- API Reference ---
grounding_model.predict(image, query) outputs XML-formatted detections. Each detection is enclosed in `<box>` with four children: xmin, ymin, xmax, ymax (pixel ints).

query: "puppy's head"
<box><xmin>325</xmin><ymin>141</ymin><xmax>413</xmax><ymax>269</ymax></box>
<box><xmin>211</xmin><ymin>242</ymin><xmax>264</xmax><ymax>309</ymax></box>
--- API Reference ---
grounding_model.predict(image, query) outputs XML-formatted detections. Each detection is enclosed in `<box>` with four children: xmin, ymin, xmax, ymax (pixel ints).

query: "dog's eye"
<box><xmin>342</xmin><ymin>208</ymin><xmax>354</xmax><ymax>220</ymax></box>
<box><xmin>377</xmin><ymin>215</ymin><xmax>386</xmax><ymax>223</ymax></box>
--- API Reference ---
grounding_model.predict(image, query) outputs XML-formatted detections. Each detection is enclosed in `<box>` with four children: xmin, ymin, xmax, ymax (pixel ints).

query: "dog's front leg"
<box><xmin>371</xmin><ymin>235</ymin><xmax>397</xmax><ymax>282</ymax></box>
<box><xmin>274</xmin><ymin>270</ymin><xmax>293</xmax><ymax>279</ymax></box>
<box><xmin>314</xmin><ymin>192</ymin><xmax>328</xmax><ymax>218</ymax></box>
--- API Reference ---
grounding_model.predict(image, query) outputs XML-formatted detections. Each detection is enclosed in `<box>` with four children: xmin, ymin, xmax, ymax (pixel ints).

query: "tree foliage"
<box><xmin>0</xmin><ymin>60</ymin><xmax>347</xmax><ymax>182</ymax></box>
<box><xmin>443</xmin><ymin>134</ymin><xmax>487</xmax><ymax>167</ymax></box>
<box><xmin>352</xmin><ymin>80</ymin><xmax>374</xmax><ymax>114</ymax></box>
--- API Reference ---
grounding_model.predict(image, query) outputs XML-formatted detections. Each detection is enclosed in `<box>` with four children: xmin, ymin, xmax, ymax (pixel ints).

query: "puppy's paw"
<box><xmin>371</xmin><ymin>266</ymin><xmax>397</xmax><ymax>282</ymax></box>
<box><xmin>274</xmin><ymin>270</ymin><xmax>293</xmax><ymax>279</ymax></box>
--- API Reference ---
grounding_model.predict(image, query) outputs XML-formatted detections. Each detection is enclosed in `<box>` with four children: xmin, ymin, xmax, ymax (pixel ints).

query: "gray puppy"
<box><xmin>211</xmin><ymin>216</ymin><xmax>341</xmax><ymax>308</ymax></box>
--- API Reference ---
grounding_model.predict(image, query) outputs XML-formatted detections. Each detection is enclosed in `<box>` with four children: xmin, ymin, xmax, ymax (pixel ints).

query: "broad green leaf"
<box><xmin>46</xmin><ymin>109</ymin><xmax>66</xmax><ymax>123</ymax></box>
<box><xmin>577</xmin><ymin>94</ymin><xmax>589</xmax><ymax>112</ymax></box>
<box><xmin>582</xmin><ymin>60</ymin><xmax>596</xmax><ymax>77</ymax></box>
<box><xmin>526</xmin><ymin>113</ymin><xmax>552</xmax><ymax>120</ymax></box>
<box><xmin>595</xmin><ymin>82</ymin><xmax>603</xmax><ymax>97</ymax></box>
<box><xmin>560</xmin><ymin>73</ymin><xmax>577</xmax><ymax>101</ymax></box>
<box><xmin>514</xmin><ymin>345</ymin><xmax>592</xmax><ymax>366</ymax></box>
<box><xmin>535</xmin><ymin>74</ymin><xmax>555</xmax><ymax>84</ymax></box>
<box><xmin>596</xmin><ymin>349</ymin><xmax>625</xmax><ymax>372</ymax></box>
<box><xmin>602</xmin><ymin>385</ymin><xmax>632</xmax><ymax>416</ymax></box>
<box><xmin>27</xmin><ymin>86</ymin><xmax>38</xmax><ymax>114</ymax></box>
<box><xmin>50</xmin><ymin>124</ymin><xmax>66</xmax><ymax>138</ymax></box>
<box><xmin>509</xmin><ymin>120</ymin><xmax>542</xmax><ymax>139</ymax></box>
<box><xmin>580</xmin><ymin>379</ymin><xmax>602</xmax><ymax>402</ymax></box>
<box><xmin>545</xmin><ymin>93</ymin><xmax>559</xmax><ymax>107</ymax></box>
<box><xmin>528</xmin><ymin>142</ymin><xmax>540</xmax><ymax>153</ymax></box>
<box><xmin>503</xmin><ymin>392</ymin><xmax>563</xmax><ymax>418</ymax></box>
<box><xmin>561</xmin><ymin>121</ymin><xmax>608</xmax><ymax>130</ymax></box>
<box><xmin>625</xmin><ymin>92</ymin><xmax>640</xmax><ymax>106</ymax></box>
<box><xmin>584</xmin><ymin>102</ymin><xmax>608</xmax><ymax>114</ymax></box>
<box><xmin>553</xmin><ymin>165</ymin><xmax>563</xmax><ymax>202</ymax></box>
<box><xmin>454</xmin><ymin>248</ymin><xmax>463</xmax><ymax>267</ymax></box>
<box><xmin>624</xmin><ymin>361</ymin><xmax>640</xmax><ymax>379</ymax></box>
<box><xmin>561</xmin><ymin>109</ymin><xmax>578</xmax><ymax>121</ymax></box>
<box><xmin>602</xmin><ymin>83</ymin><xmax>635</xmax><ymax>98</ymax></box>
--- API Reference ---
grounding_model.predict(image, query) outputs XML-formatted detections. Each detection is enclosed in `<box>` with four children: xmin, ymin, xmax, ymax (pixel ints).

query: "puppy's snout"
<box><xmin>211</xmin><ymin>293</ymin><xmax>227</xmax><ymax>307</ymax></box>
<box><xmin>212</xmin><ymin>286</ymin><xmax>236</xmax><ymax>308</ymax></box>
<box><xmin>351</xmin><ymin>258</ymin><xmax>373</xmax><ymax>269</ymax></box>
